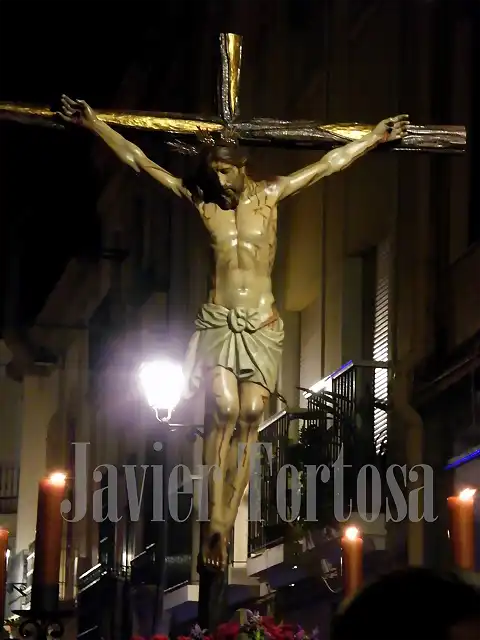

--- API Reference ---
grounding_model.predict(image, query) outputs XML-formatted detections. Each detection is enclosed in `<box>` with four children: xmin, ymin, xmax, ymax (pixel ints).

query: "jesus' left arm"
<box><xmin>275</xmin><ymin>114</ymin><xmax>409</xmax><ymax>201</ymax></box>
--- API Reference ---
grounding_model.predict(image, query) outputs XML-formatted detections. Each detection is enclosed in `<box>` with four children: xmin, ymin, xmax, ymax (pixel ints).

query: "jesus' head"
<box><xmin>201</xmin><ymin>144</ymin><xmax>248</xmax><ymax>209</ymax></box>
<box><xmin>178</xmin><ymin>128</ymin><xmax>249</xmax><ymax>209</ymax></box>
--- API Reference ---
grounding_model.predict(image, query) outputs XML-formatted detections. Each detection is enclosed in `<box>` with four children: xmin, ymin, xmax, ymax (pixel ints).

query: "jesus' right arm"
<box><xmin>59</xmin><ymin>94</ymin><xmax>191</xmax><ymax>200</ymax></box>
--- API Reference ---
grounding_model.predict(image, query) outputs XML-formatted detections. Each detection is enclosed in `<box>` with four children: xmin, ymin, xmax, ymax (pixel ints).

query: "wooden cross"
<box><xmin>0</xmin><ymin>33</ymin><xmax>466</xmax><ymax>153</ymax></box>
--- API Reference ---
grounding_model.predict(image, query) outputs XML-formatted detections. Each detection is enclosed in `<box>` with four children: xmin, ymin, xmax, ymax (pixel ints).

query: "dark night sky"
<box><xmin>0</xmin><ymin>4</ymin><xmax>146</xmax><ymax>331</ymax></box>
<box><xmin>0</xmin><ymin>0</ymin><xmax>247</xmax><ymax>332</ymax></box>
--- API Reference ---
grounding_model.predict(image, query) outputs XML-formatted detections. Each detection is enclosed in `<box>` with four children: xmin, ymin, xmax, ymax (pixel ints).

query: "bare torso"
<box><xmin>197</xmin><ymin>179</ymin><xmax>278</xmax><ymax>322</ymax></box>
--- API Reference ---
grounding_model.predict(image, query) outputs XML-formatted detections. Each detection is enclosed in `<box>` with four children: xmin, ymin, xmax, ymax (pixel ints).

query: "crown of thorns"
<box><xmin>195</xmin><ymin>126</ymin><xmax>240</xmax><ymax>146</ymax></box>
<box><xmin>167</xmin><ymin>126</ymin><xmax>240</xmax><ymax>156</ymax></box>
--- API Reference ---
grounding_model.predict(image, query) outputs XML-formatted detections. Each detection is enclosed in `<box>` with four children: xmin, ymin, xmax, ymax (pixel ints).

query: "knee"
<box><xmin>214</xmin><ymin>396</ymin><xmax>239</xmax><ymax>424</ymax></box>
<box><xmin>239</xmin><ymin>402</ymin><xmax>264</xmax><ymax>428</ymax></box>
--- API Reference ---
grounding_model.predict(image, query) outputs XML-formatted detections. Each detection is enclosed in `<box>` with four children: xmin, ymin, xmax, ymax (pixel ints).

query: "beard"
<box><xmin>219</xmin><ymin>186</ymin><xmax>240</xmax><ymax>210</ymax></box>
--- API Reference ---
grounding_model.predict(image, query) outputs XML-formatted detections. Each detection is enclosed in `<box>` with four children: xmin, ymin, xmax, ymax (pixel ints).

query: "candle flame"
<box><xmin>48</xmin><ymin>472</ymin><xmax>67</xmax><ymax>486</ymax></box>
<box><xmin>458</xmin><ymin>488</ymin><xmax>476</xmax><ymax>502</ymax></box>
<box><xmin>344</xmin><ymin>526</ymin><xmax>360</xmax><ymax>540</ymax></box>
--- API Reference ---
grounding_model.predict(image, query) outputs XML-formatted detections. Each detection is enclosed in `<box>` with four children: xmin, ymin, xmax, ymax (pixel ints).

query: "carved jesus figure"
<box><xmin>59</xmin><ymin>95</ymin><xmax>408</xmax><ymax>571</ymax></box>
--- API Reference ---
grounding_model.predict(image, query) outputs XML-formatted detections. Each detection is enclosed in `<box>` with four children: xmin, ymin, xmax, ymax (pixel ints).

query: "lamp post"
<box><xmin>138</xmin><ymin>359</ymin><xmax>185</xmax><ymax>636</ymax></box>
<box><xmin>138</xmin><ymin>359</ymin><xmax>217</xmax><ymax>632</ymax></box>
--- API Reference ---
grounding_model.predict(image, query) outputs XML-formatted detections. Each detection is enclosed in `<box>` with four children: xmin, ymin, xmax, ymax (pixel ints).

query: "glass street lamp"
<box><xmin>138</xmin><ymin>360</ymin><xmax>185</xmax><ymax>421</ymax></box>
<box><xmin>138</xmin><ymin>359</ymin><xmax>208</xmax><ymax>628</ymax></box>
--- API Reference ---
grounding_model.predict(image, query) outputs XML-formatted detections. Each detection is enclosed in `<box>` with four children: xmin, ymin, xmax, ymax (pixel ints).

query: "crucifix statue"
<box><xmin>0</xmin><ymin>34</ymin><xmax>466</xmax><ymax>578</ymax></box>
<box><xmin>56</xmin><ymin>100</ymin><xmax>411</xmax><ymax>575</ymax></box>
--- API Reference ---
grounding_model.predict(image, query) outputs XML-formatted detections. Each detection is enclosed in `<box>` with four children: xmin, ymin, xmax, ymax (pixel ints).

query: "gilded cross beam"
<box><xmin>0</xmin><ymin>33</ymin><xmax>466</xmax><ymax>153</ymax></box>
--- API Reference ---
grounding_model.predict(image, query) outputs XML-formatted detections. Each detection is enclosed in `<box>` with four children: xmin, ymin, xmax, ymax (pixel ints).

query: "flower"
<box><xmin>277</xmin><ymin>623</ymin><xmax>294</xmax><ymax>640</ymax></box>
<box><xmin>173</xmin><ymin>618</ymin><xmax>321</xmax><ymax>640</ymax></box>
<box><xmin>294</xmin><ymin>626</ymin><xmax>305</xmax><ymax>640</ymax></box>
<box><xmin>310</xmin><ymin>627</ymin><xmax>321</xmax><ymax>640</ymax></box>
<box><xmin>216</xmin><ymin>621</ymin><xmax>240</xmax><ymax>640</ymax></box>
<box><xmin>190</xmin><ymin>624</ymin><xmax>209</xmax><ymax>640</ymax></box>
<box><xmin>261</xmin><ymin>617</ymin><xmax>279</xmax><ymax>640</ymax></box>
<box><xmin>239</xmin><ymin>610</ymin><xmax>263</xmax><ymax>634</ymax></box>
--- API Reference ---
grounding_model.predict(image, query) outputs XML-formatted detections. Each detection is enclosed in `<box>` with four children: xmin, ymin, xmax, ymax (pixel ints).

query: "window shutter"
<box><xmin>373</xmin><ymin>239</ymin><xmax>390</xmax><ymax>451</ymax></box>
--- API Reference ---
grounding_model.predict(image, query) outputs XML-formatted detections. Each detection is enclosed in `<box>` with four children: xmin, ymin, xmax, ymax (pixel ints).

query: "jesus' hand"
<box><xmin>58</xmin><ymin>95</ymin><xmax>97</xmax><ymax>130</ymax></box>
<box><xmin>374</xmin><ymin>114</ymin><xmax>409</xmax><ymax>143</ymax></box>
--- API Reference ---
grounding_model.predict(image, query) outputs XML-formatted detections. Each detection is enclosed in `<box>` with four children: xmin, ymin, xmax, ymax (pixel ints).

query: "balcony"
<box><xmin>0</xmin><ymin>466</ymin><xmax>19</xmax><ymax>515</ymax></box>
<box><xmin>77</xmin><ymin>562</ymin><xmax>131</xmax><ymax>640</ymax></box>
<box><xmin>5</xmin><ymin>549</ymin><xmax>28</xmax><ymax>618</ymax></box>
<box><xmin>128</xmin><ymin>491</ymin><xmax>197</xmax><ymax>628</ymax></box>
<box><xmin>5</xmin><ymin>541</ymin><xmax>69</xmax><ymax>618</ymax></box>
<box><xmin>246</xmin><ymin>361</ymin><xmax>388</xmax><ymax>586</ymax></box>
<box><xmin>130</xmin><ymin>543</ymin><xmax>161</xmax><ymax>587</ymax></box>
<box><xmin>165</xmin><ymin>492</ymin><xmax>195</xmax><ymax>591</ymax></box>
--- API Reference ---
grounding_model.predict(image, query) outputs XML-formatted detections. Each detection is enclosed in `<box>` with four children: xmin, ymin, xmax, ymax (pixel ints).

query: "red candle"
<box><xmin>31</xmin><ymin>472</ymin><xmax>66</xmax><ymax>612</ymax></box>
<box><xmin>341</xmin><ymin>526</ymin><xmax>363</xmax><ymax>598</ymax></box>
<box><xmin>0</xmin><ymin>528</ymin><xmax>8</xmax><ymax>620</ymax></box>
<box><xmin>448</xmin><ymin>488</ymin><xmax>476</xmax><ymax>571</ymax></box>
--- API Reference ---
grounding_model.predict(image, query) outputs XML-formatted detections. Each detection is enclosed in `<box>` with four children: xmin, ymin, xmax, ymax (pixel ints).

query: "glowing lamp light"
<box><xmin>344</xmin><ymin>526</ymin><xmax>360</xmax><ymax>540</ymax></box>
<box><xmin>139</xmin><ymin>360</ymin><xmax>185</xmax><ymax>420</ymax></box>
<box><xmin>47</xmin><ymin>472</ymin><xmax>67</xmax><ymax>487</ymax></box>
<box><xmin>458</xmin><ymin>487</ymin><xmax>476</xmax><ymax>502</ymax></box>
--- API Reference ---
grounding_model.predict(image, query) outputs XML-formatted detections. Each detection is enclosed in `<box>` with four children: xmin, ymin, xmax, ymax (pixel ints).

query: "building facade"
<box><xmin>1</xmin><ymin>0</ymin><xmax>478</xmax><ymax>637</ymax></box>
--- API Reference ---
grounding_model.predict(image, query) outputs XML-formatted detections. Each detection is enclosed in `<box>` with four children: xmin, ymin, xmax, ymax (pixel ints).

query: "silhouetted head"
<box><xmin>184</xmin><ymin>143</ymin><xmax>248</xmax><ymax>209</ymax></box>
<box><xmin>331</xmin><ymin>568</ymin><xmax>480</xmax><ymax>640</ymax></box>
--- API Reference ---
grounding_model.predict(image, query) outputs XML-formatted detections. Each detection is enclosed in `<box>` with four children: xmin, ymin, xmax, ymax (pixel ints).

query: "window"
<box><xmin>372</xmin><ymin>240</ymin><xmax>390</xmax><ymax>452</ymax></box>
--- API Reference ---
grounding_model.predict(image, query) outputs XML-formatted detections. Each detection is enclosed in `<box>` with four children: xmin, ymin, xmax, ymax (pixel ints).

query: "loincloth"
<box><xmin>182</xmin><ymin>303</ymin><xmax>284</xmax><ymax>400</ymax></box>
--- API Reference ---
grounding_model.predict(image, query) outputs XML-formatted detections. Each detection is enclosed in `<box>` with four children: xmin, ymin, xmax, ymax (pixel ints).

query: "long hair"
<box><xmin>186</xmin><ymin>145</ymin><xmax>248</xmax><ymax>206</ymax></box>
<box><xmin>167</xmin><ymin>134</ymin><xmax>248</xmax><ymax>207</ymax></box>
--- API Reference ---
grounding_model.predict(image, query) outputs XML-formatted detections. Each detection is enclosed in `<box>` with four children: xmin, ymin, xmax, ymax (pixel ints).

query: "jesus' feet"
<box><xmin>201</xmin><ymin>531</ymin><xmax>228</xmax><ymax>572</ymax></box>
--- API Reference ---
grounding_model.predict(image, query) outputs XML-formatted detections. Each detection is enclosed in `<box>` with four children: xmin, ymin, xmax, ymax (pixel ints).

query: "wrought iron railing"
<box><xmin>5</xmin><ymin>545</ymin><xmax>70</xmax><ymax>616</ymax></box>
<box><xmin>248</xmin><ymin>362</ymin><xmax>389</xmax><ymax>555</ymax></box>
<box><xmin>165</xmin><ymin>491</ymin><xmax>194</xmax><ymax>590</ymax></box>
<box><xmin>248</xmin><ymin>410</ymin><xmax>291</xmax><ymax>554</ymax></box>
<box><xmin>130</xmin><ymin>498</ymin><xmax>193</xmax><ymax>591</ymax></box>
<box><xmin>77</xmin><ymin>563</ymin><xmax>119</xmax><ymax>640</ymax></box>
<box><xmin>77</xmin><ymin>563</ymin><xmax>112</xmax><ymax>594</ymax></box>
<box><xmin>301</xmin><ymin>362</ymin><xmax>387</xmax><ymax>524</ymax></box>
<box><xmin>130</xmin><ymin>544</ymin><xmax>160</xmax><ymax>587</ymax></box>
<box><xmin>5</xmin><ymin>549</ymin><xmax>27</xmax><ymax>617</ymax></box>
<box><xmin>12</xmin><ymin>582</ymin><xmax>68</xmax><ymax>612</ymax></box>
